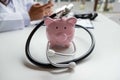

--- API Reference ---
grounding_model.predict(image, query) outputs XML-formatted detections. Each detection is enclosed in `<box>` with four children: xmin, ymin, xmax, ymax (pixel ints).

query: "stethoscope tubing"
<box><xmin>25</xmin><ymin>14</ymin><xmax>95</xmax><ymax>68</ymax></box>
<box><xmin>46</xmin><ymin>41</ymin><xmax>76</xmax><ymax>56</ymax></box>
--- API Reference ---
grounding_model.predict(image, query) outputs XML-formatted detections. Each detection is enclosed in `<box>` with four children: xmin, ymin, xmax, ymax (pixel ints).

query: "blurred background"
<box><xmin>35</xmin><ymin>0</ymin><xmax>120</xmax><ymax>25</ymax></box>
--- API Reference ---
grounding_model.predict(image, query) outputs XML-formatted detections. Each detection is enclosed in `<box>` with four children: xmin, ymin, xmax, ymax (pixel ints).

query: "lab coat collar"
<box><xmin>0</xmin><ymin>2</ymin><xmax>13</xmax><ymax>13</ymax></box>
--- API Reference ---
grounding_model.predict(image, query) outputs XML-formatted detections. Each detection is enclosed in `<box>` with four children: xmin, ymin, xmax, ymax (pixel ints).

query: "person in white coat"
<box><xmin>0</xmin><ymin>0</ymin><xmax>53</xmax><ymax>32</ymax></box>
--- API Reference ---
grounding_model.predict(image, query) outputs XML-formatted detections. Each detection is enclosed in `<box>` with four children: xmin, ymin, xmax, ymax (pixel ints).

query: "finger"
<box><xmin>33</xmin><ymin>3</ymin><xmax>41</xmax><ymax>7</ymax></box>
<box><xmin>44</xmin><ymin>10</ymin><xmax>51</xmax><ymax>16</ymax></box>
<box><xmin>47</xmin><ymin>8</ymin><xmax>53</xmax><ymax>14</ymax></box>
<box><xmin>48</xmin><ymin>0</ymin><xmax>53</xmax><ymax>4</ymax></box>
<box><xmin>45</xmin><ymin>6</ymin><xmax>53</xmax><ymax>12</ymax></box>
<box><xmin>45</xmin><ymin>9</ymin><xmax>53</xmax><ymax>16</ymax></box>
<box><xmin>42</xmin><ymin>2</ymin><xmax>53</xmax><ymax>9</ymax></box>
<box><xmin>48</xmin><ymin>0</ymin><xmax>53</xmax><ymax>2</ymax></box>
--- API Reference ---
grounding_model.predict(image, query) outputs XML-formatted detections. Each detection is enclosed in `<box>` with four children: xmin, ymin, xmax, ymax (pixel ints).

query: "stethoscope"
<box><xmin>25</xmin><ymin>6</ymin><xmax>95</xmax><ymax>69</ymax></box>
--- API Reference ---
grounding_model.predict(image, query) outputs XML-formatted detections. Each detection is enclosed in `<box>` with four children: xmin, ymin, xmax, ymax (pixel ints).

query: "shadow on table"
<box><xmin>21</xmin><ymin>55</ymin><xmax>92</xmax><ymax>74</ymax></box>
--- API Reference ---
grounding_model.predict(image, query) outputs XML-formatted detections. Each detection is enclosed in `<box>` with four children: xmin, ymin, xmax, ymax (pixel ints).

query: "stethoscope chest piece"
<box><xmin>46</xmin><ymin>42</ymin><xmax>77</xmax><ymax>68</ymax></box>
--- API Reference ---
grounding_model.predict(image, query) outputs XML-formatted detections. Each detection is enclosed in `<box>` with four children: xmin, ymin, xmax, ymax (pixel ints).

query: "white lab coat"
<box><xmin>0</xmin><ymin>0</ymin><xmax>34</xmax><ymax>32</ymax></box>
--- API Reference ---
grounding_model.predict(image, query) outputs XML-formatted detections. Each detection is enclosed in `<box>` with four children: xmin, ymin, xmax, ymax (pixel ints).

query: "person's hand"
<box><xmin>29</xmin><ymin>1</ymin><xmax>53</xmax><ymax>21</ymax></box>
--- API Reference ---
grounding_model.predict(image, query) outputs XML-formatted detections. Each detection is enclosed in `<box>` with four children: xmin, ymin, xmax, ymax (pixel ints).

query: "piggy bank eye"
<box><xmin>56</xmin><ymin>27</ymin><xmax>58</xmax><ymax>29</ymax></box>
<box><xmin>64</xmin><ymin>27</ymin><xmax>67</xmax><ymax>29</ymax></box>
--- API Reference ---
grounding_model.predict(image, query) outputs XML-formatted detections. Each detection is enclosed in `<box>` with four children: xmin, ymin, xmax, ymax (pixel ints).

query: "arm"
<box><xmin>23</xmin><ymin>0</ymin><xmax>53</xmax><ymax>24</ymax></box>
<box><xmin>28</xmin><ymin>0</ymin><xmax>53</xmax><ymax>21</ymax></box>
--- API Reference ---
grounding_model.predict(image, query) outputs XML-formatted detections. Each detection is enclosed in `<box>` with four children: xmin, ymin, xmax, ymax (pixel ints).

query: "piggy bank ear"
<box><xmin>44</xmin><ymin>17</ymin><xmax>54</xmax><ymax>26</ymax></box>
<box><xmin>67</xmin><ymin>17</ymin><xmax>77</xmax><ymax>25</ymax></box>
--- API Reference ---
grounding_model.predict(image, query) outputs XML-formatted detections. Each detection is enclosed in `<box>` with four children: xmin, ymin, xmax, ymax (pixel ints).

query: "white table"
<box><xmin>0</xmin><ymin>14</ymin><xmax>120</xmax><ymax>80</ymax></box>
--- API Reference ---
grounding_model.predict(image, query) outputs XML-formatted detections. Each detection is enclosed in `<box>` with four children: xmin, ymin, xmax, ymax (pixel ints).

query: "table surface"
<box><xmin>0</xmin><ymin>14</ymin><xmax>120</xmax><ymax>80</ymax></box>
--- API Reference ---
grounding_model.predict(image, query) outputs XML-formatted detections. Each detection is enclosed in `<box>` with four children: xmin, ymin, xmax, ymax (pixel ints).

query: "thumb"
<box><xmin>33</xmin><ymin>3</ymin><xmax>41</xmax><ymax>7</ymax></box>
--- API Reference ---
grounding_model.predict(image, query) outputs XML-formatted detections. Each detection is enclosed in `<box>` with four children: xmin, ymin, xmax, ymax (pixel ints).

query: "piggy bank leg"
<box><xmin>64</xmin><ymin>43</ymin><xmax>70</xmax><ymax>48</ymax></box>
<box><xmin>49</xmin><ymin>41</ymin><xmax>56</xmax><ymax>48</ymax></box>
<box><xmin>50</xmin><ymin>43</ymin><xmax>56</xmax><ymax>48</ymax></box>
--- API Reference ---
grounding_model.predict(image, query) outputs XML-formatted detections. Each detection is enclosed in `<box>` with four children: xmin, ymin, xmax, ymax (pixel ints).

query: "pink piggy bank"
<box><xmin>44</xmin><ymin>17</ymin><xmax>77</xmax><ymax>48</ymax></box>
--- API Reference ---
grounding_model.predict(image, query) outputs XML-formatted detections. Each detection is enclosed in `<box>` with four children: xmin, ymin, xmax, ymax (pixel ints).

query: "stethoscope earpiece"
<box><xmin>89</xmin><ymin>13</ymin><xmax>98</xmax><ymax>20</ymax></box>
<box><xmin>74</xmin><ymin>12</ymin><xmax>98</xmax><ymax>20</ymax></box>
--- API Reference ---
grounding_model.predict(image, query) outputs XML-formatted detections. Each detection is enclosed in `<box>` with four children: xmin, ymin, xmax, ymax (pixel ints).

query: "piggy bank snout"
<box><xmin>56</xmin><ymin>33</ymin><xmax>67</xmax><ymax>41</ymax></box>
